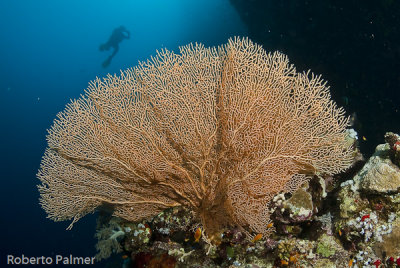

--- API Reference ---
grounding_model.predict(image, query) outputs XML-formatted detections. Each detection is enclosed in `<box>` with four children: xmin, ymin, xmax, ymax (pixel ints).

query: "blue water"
<box><xmin>0</xmin><ymin>0</ymin><xmax>246</xmax><ymax>266</ymax></box>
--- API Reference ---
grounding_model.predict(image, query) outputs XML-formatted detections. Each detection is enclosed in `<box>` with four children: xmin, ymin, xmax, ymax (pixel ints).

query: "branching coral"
<box><xmin>37</xmin><ymin>37</ymin><xmax>354</xmax><ymax>240</ymax></box>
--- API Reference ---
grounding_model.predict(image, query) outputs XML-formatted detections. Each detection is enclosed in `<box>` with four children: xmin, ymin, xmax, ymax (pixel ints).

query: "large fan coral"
<box><xmin>37</xmin><ymin>37</ymin><xmax>353</xmax><ymax>239</ymax></box>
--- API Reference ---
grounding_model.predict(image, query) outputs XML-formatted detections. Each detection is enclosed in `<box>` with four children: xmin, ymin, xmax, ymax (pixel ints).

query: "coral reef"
<box><xmin>335</xmin><ymin>133</ymin><xmax>400</xmax><ymax>267</ymax></box>
<box><xmin>91</xmin><ymin>132</ymin><xmax>400</xmax><ymax>268</ymax></box>
<box><xmin>35</xmin><ymin>36</ymin><xmax>400</xmax><ymax>267</ymax></box>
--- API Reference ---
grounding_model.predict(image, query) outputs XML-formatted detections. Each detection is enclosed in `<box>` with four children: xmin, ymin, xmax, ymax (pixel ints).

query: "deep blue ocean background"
<box><xmin>1</xmin><ymin>0</ymin><xmax>399</xmax><ymax>267</ymax></box>
<box><xmin>0</xmin><ymin>1</ymin><xmax>246</xmax><ymax>267</ymax></box>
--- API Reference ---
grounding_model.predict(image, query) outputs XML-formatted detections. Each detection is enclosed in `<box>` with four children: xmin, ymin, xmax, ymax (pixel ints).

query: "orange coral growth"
<box><xmin>37</xmin><ymin>37</ymin><xmax>354</xmax><ymax>239</ymax></box>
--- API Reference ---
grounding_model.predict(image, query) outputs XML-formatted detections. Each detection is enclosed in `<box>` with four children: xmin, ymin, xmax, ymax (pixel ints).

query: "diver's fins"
<box><xmin>102</xmin><ymin>56</ymin><xmax>112</xmax><ymax>68</ymax></box>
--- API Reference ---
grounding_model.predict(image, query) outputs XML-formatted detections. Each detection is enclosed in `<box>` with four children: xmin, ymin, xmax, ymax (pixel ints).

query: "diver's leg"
<box><xmin>99</xmin><ymin>42</ymin><xmax>111</xmax><ymax>51</ymax></box>
<box><xmin>110</xmin><ymin>45</ymin><xmax>119</xmax><ymax>57</ymax></box>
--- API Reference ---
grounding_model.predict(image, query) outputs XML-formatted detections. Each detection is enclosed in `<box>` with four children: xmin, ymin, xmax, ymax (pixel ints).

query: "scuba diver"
<box><xmin>99</xmin><ymin>26</ymin><xmax>130</xmax><ymax>68</ymax></box>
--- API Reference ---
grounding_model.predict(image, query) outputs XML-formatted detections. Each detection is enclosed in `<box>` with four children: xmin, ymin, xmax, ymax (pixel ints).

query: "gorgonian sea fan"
<box><xmin>37</xmin><ymin>37</ymin><xmax>353</xmax><ymax>239</ymax></box>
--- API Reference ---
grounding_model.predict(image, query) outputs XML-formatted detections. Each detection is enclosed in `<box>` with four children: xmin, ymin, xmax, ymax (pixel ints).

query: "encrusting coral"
<box><xmin>37</xmin><ymin>37</ymin><xmax>354</xmax><ymax>241</ymax></box>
